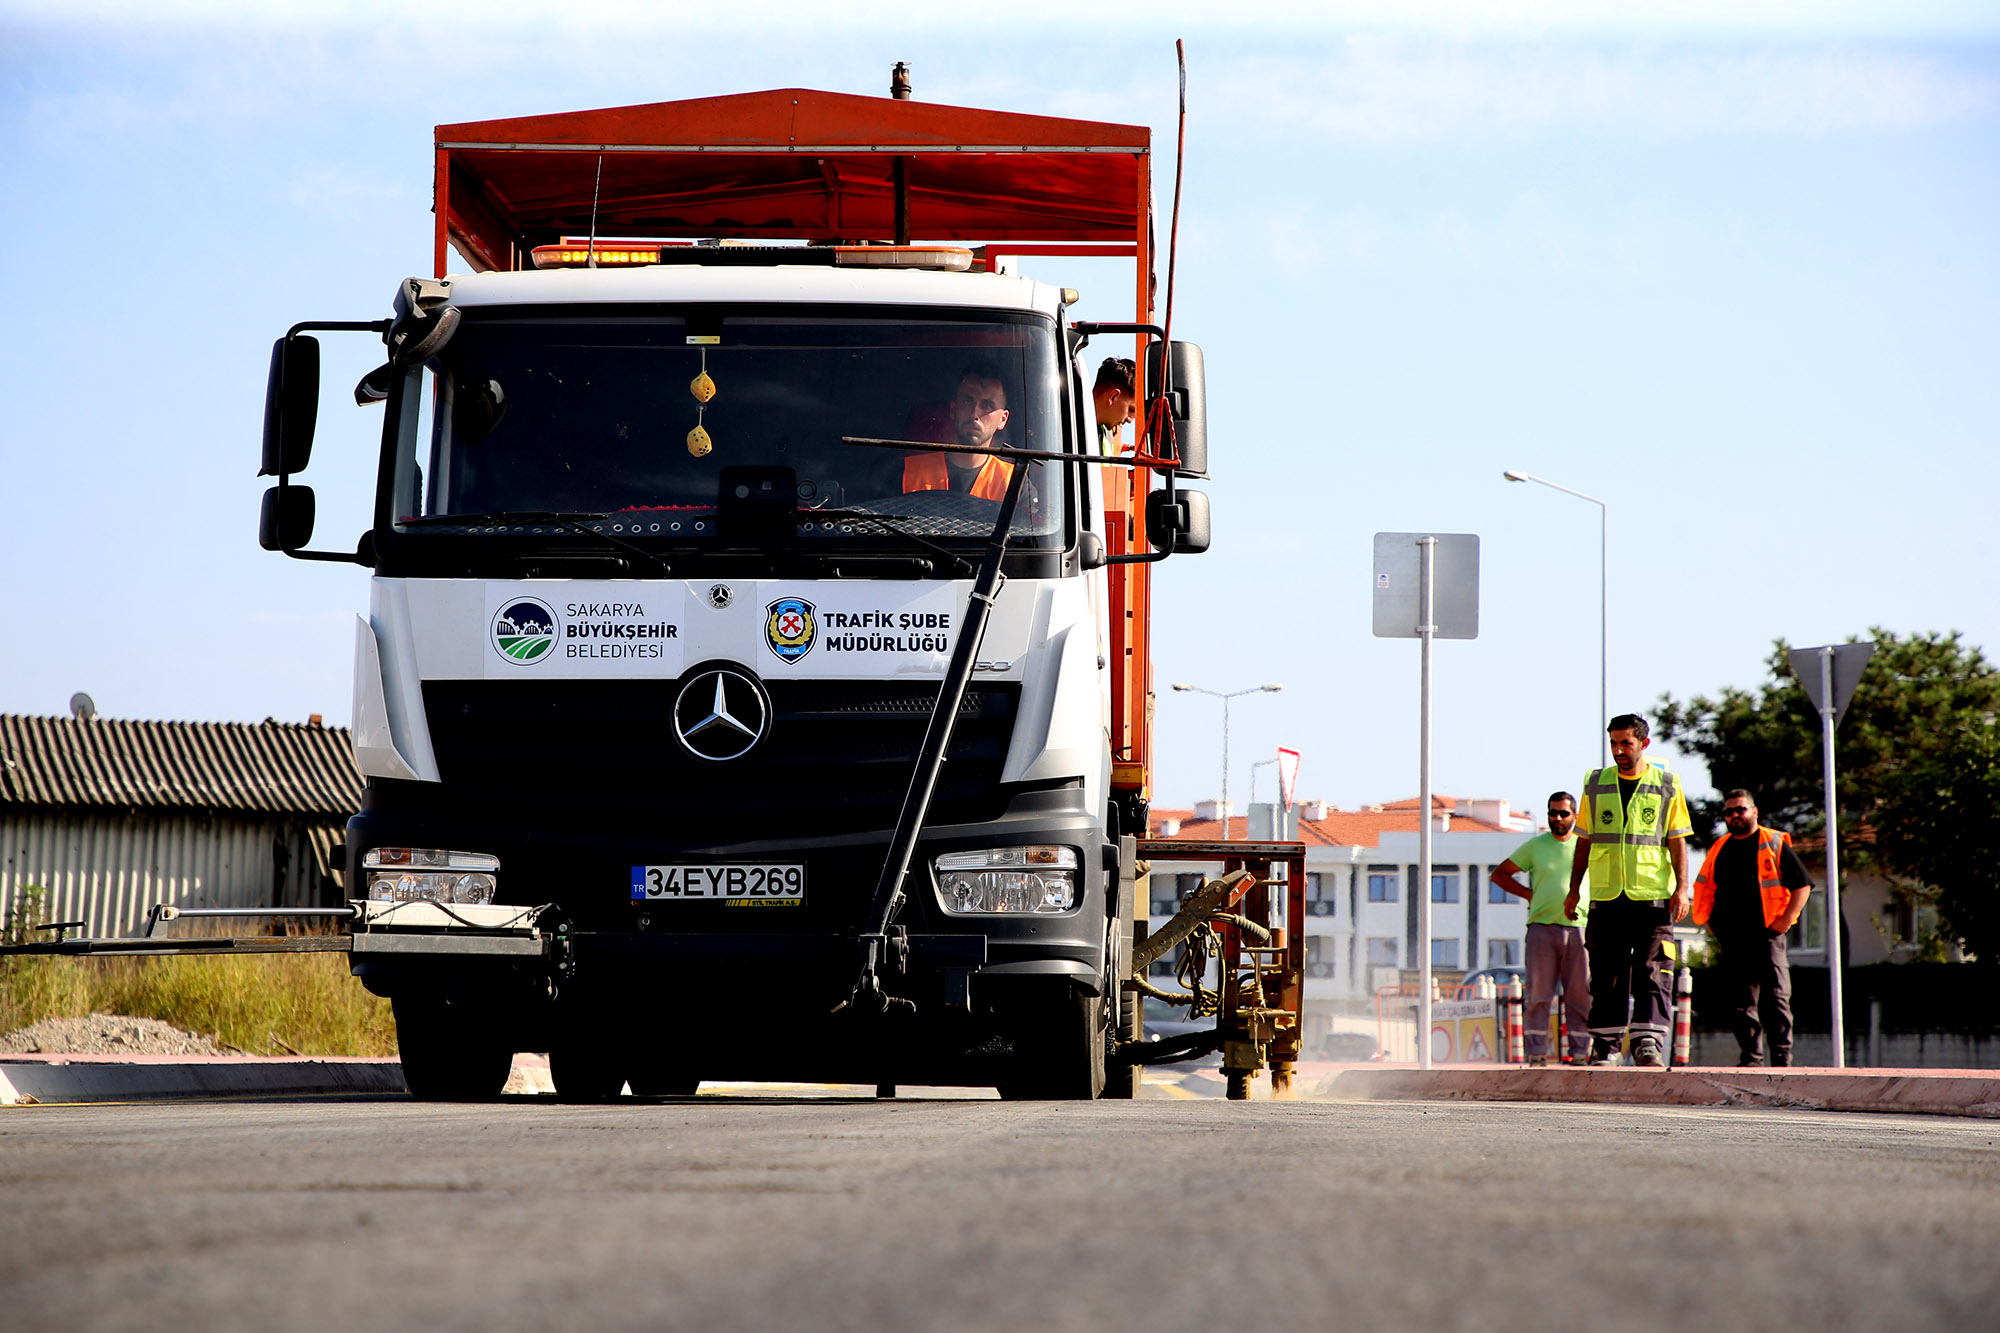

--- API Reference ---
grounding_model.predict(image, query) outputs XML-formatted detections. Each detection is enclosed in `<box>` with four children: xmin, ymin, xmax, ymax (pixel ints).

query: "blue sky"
<box><xmin>4</xmin><ymin>3</ymin><xmax>1996</xmax><ymax>822</ymax></box>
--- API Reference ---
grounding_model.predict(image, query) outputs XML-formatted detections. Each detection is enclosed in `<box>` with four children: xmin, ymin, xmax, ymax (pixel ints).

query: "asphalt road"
<box><xmin>2</xmin><ymin>1093</ymin><xmax>1995</xmax><ymax>1332</ymax></box>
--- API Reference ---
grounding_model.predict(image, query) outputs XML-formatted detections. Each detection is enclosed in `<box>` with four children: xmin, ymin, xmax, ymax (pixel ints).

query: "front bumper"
<box><xmin>345</xmin><ymin>782</ymin><xmax>1110</xmax><ymax>994</ymax></box>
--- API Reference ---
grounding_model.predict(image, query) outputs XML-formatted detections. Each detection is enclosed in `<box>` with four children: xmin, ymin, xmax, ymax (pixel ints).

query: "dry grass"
<box><xmin>2</xmin><ymin>887</ymin><xmax>397</xmax><ymax>1056</ymax></box>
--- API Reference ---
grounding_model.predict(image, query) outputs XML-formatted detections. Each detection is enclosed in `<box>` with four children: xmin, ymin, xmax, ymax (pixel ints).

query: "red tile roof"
<box><xmin>1148</xmin><ymin>795</ymin><xmax>1525</xmax><ymax>849</ymax></box>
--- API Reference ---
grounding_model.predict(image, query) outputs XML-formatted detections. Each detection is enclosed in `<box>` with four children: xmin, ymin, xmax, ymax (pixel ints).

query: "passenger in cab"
<box><xmin>903</xmin><ymin>365</ymin><xmax>1017</xmax><ymax>500</ymax></box>
<box><xmin>1092</xmin><ymin>356</ymin><xmax>1137</xmax><ymax>455</ymax></box>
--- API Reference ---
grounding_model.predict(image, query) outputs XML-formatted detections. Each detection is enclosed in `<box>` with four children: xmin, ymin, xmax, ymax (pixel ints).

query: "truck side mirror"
<box><xmin>1145</xmin><ymin>487</ymin><xmax>1211</xmax><ymax>555</ymax></box>
<box><xmin>260</xmin><ymin>335</ymin><xmax>321</xmax><ymax>477</ymax></box>
<box><xmin>1144</xmin><ymin>340</ymin><xmax>1207</xmax><ymax>479</ymax></box>
<box><xmin>259</xmin><ymin>484</ymin><xmax>317</xmax><ymax>552</ymax></box>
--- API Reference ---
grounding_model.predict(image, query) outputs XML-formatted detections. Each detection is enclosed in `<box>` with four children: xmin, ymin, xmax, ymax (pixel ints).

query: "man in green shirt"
<box><xmin>1491</xmin><ymin>792</ymin><xmax>1591</xmax><ymax>1065</ymax></box>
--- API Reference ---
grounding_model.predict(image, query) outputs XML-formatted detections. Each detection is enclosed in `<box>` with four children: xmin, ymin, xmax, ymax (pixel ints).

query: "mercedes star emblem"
<box><xmin>707</xmin><ymin>583</ymin><xmax>733</xmax><ymax>609</ymax></box>
<box><xmin>673</xmin><ymin>667</ymin><xmax>769</xmax><ymax>761</ymax></box>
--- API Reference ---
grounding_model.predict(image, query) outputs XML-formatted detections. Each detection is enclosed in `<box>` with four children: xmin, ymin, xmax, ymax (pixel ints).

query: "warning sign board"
<box><xmin>1428</xmin><ymin>998</ymin><xmax>1501</xmax><ymax>1065</ymax></box>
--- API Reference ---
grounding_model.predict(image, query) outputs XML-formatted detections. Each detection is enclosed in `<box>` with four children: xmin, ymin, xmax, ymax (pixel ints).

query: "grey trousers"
<box><xmin>1525</xmin><ymin>922</ymin><xmax>1591</xmax><ymax>1058</ymax></box>
<box><xmin>1715</xmin><ymin>928</ymin><xmax>1793</xmax><ymax>1064</ymax></box>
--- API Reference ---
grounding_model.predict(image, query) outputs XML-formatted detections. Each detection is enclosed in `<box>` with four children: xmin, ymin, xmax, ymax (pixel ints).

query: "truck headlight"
<box><xmin>933</xmin><ymin>846</ymin><xmax>1078</xmax><ymax>915</ymax></box>
<box><xmin>362</xmin><ymin>848</ymin><xmax>500</xmax><ymax>905</ymax></box>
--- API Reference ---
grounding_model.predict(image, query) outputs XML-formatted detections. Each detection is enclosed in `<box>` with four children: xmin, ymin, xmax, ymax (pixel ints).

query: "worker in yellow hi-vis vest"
<box><xmin>1564</xmin><ymin>713</ymin><xmax>1693</xmax><ymax>1068</ymax></box>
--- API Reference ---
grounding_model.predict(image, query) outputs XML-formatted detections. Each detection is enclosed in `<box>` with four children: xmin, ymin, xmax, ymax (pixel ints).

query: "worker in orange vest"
<box><xmin>903</xmin><ymin>365</ymin><xmax>1016</xmax><ymax>500</ymax></box>
<box><xmin>1692</xmin><ymin>788</ymin><xmax>1814</xmax><ymax>1067</ymax></box>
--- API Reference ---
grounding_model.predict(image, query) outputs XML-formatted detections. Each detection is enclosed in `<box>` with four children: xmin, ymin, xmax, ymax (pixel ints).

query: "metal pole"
<box><xmin>1221</xmin><ymin>697</ymin><xmax>1231</xmax><ymax>840</ymax></box>
<box><xmin>1418</xmin><ymin>536</ymin><xmax>1435</xmax><ymax>1070</ymax></box>
<box><xmin>848</xmin><ymin>461</ymin><xmax>1028</xmax><ymax>1012</ymax></box>
<box><xmin>1502</xmin><ymin>471</ymin><xmax>1606</xmax><ymax>767</ymax></box>
<box><xmin>1820</xmin><ymin>647</ymin><xmax>1846</xmax><ymax>1068</ymax></box>
<box><xmin>1598</xmin><ymin>500</ymin><xmax>1608</xmax><ymax>771</ymax></box>
<box><xmin>1174</xmin><ymin>683</ymin><xmax>1282</xmax><ymax>839</ymax></box>
<box><xmin>1248</xmin><ymin>757</ymin><xmax>1272</xmax><ymax>832</ymax></box>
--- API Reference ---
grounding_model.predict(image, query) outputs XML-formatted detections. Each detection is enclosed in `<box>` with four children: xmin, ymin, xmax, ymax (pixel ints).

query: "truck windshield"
<box><xmin>397</xmin><ymin>309</ymin><xmax>1068</xmax><ymax>547</ymax></box>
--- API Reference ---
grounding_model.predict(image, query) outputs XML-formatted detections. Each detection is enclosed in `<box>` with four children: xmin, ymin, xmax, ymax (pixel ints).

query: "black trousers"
<box><xmin>1584</xmin><ymin>894</ymin><xmax>1674</xmax><ymax>1042</ymax></box>
<box><xmin>1714</xmin><ymin>928</ymin><xmax>1792</xmax><ymax>1063</ymax></box>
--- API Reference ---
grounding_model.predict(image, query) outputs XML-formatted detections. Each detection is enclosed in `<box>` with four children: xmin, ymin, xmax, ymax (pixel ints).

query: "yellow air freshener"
<box><xmin>685</xmin><ymin>348</ymin><xmax>717</xmax><ymax>454</ymax></box>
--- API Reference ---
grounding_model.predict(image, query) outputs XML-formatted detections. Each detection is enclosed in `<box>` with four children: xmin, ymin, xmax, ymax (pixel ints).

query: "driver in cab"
<box><xmin>903</xmin><ymin>365</ymin><xmax>1017</xmax><ymax>500</ymax></box>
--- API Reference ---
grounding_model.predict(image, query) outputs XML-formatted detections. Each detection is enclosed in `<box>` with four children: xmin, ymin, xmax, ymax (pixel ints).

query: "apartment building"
<box><xmin>1145</xmin><ymin>794</ymin><xmax>1544</xmax><ymax>1059</ymax></box>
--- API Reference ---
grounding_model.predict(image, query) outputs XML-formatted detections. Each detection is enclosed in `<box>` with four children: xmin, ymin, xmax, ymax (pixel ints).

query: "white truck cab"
<box><xmin>256</xmin><ymin>88</ymin><xmax>1212</xmax><ymax>1100</ymax></box>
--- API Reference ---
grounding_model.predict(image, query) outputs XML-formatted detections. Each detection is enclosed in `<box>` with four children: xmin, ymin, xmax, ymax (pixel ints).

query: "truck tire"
<box><xmin>627</xmin><ymin>1053</ymin><xmax>701</xmax><ymax>1097</ymax></box>
<box><xmin>1102</xmin><ymin>918</ymin><xmax>1138</xmax><ymax>1099</ymax></box>
<box><xmin>629</xmin><ymin>1074</ymin><xmax>701</xmax><ymax>1097</ymax></box>
<box><xmin>996</xmin><ymin>984</ymin><xmax>1106</xmax><ymax>1100</ymax></box>
<box><xmin>392</xmin><ymin>993</ymin><xmax>512</xmax><ymax>1102</ymax></box>
<box><xmin>549</xmin><ymin>1025</ymin><xmax>628</xmax><ymax>1099</ymax></box>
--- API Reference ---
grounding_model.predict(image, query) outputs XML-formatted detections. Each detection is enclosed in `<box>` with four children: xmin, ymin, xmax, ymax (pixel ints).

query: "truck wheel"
<box><xmin>392</xmin><ymin>994</ymin><xmax>512</xmax><ymax>1102</ymax></box>
<box><xmin>996</xmin><ymin>984</ymin><xmax>1106</xmax><ymax>1100</ymax></box>
<box><xmin>1102</xmin><ymin>920</ymin><xmax>1138</xmax><ymax>1099</ymax></box>
<box><xmin>627</xmin><ymin>1060</ymin><xmax>701</xmax><ymax>1097</ymax></box>
<box><xmin>549</xmin><ymin>1027</ymin><xmax>628</xmax><ymax>1100</ymax></box>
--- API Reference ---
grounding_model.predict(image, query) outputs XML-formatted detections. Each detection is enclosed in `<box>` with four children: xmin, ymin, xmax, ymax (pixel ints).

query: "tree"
<box><xmin>1654</xmin><ymin>629</ymin><xmax>1999</xmax><ymax>958</ymax></box>
<box><xmin>1874</xmin><ymin>719</ymin><xmax>2000</xmax><ymax>964</ymax></box>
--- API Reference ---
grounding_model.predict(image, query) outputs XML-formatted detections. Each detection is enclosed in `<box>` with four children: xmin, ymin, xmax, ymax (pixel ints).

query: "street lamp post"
<box><xmin>1503</xmin><ymin>469</ymin><xmax>1607</xmax><ymax>768</ymax></box>
<box><xmin>1171</xmin><ymin>682</ymin><xmax>1283</xmax><ymax>839</ymax></box>
<box><xmin>1249</xmin><ymin>756</ymin><xmax>1278</xmax><ymax>836</ymax></box>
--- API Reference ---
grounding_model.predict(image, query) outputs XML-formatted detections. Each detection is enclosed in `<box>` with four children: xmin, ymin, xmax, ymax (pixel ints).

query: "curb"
<box><xmin>9</xmin><ymin>1056</ymin><xmax>1997</xmax><ymax>1116</ymax></box>
<box><xmin>1317</xmin><ymin>1066</ymin><xmax>2000</xmax><ymax>1118</ymax></box>
<box><xmin>0</xmin><ymin>1055</ymin><xmax>407</xmax><ymax>1105</ymax></box>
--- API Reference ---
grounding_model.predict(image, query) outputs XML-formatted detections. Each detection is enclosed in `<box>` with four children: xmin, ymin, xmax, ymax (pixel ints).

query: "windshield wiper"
<box><xmin>400</xmin><ymin>510</ymin><xmax>612</xmax><ymax>527</ymax></box>
<box><xmin>400</xmin><ymin>511</ymin><xmax>670</xmax><ymax>574</ymax></box>
<box><xmin>804</xmin><ymin>509</ymin><xmax>975</xmax><ymax>578</ymax></box>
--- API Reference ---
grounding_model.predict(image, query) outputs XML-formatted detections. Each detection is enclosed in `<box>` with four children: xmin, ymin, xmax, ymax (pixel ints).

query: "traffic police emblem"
<box><xmin>765</xmin><ymin>596</ymin><xmax>816</xmax><ymax>663</ymax></box>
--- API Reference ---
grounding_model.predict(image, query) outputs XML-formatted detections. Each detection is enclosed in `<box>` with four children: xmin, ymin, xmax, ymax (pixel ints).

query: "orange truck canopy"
<box><xmin>433</xmin><ymin>87</ymin><xmax>1151</xmax><ymax>273</ymax></box>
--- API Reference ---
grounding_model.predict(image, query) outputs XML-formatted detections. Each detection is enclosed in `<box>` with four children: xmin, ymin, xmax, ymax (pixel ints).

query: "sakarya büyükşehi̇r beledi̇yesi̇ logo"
<box><xmin>492</xmin><ymin>598</ymin><xmax>558</xmax><ymax>663</ymax></box>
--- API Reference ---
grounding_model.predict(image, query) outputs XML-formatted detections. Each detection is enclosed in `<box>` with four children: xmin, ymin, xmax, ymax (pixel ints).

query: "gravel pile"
<box><xmin>0</xmin><ymin>1013</ymin><xmax>230</xmax><ymax>1056</ymax></box>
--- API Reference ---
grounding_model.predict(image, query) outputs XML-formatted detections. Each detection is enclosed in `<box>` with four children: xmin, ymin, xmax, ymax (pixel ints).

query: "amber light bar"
<box><xmin>832</xmin><ymin>246</ymin><xmax>973</xmax><ymax>271</ymax></box>
<box><xmin>530</xmin><ymin>241</ymin><xmax>975</xmax><ymax>272</ymax></box>
<box><xmin>530</xmin><ymin>241</ymin><xmax>664</xmax><ymax>268</ymax></box>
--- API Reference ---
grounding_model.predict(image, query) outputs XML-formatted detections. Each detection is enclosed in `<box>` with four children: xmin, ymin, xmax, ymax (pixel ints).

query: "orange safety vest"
<box><xmin>902</xmin><ymin>451</ymin><xmax>1013</xmax><ymax>501</ymax></box>
<box><xmin>1692</xmin><ymin>825</ymin><xmax>1796</xmax><ymax>930</ymax></box>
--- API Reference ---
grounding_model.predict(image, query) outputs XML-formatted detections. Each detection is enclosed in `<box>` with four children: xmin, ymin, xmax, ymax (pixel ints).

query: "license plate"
<box><xmin>630</xmin><ymin>863</ymin><xmax>805</xmax><ymax>907</ymax></box>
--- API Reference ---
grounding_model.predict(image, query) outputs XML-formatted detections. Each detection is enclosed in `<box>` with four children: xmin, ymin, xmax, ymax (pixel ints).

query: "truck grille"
<box><xmin>419</xmin><ymin>678</ymin><xmax>1020</xmax><ymax>840</ymax></box>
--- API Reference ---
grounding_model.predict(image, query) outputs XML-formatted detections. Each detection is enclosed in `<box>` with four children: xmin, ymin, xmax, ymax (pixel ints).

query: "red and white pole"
<box><xmin>1672</xmin><ymin>967</ymin><xmax>1694</xmax><ymax>1067</ymax></box>
<box><xmin>1505</xmin><ymin>980</ymin><xmax>1525</xmax><ymax>1064</ymax></box>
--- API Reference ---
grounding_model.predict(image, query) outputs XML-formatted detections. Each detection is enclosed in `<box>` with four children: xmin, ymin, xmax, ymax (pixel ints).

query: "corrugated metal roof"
<box><xmin>0</xmin><ymin>714</ymin><xmax>362</xmax><ymax>818</ymax></box>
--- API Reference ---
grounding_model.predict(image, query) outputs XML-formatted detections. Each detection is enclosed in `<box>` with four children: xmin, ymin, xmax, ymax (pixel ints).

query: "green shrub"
<box><xmin>2</xmin><ymin>887</ymin><xmax>395</xmax><ymax>1055</ymax></box>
